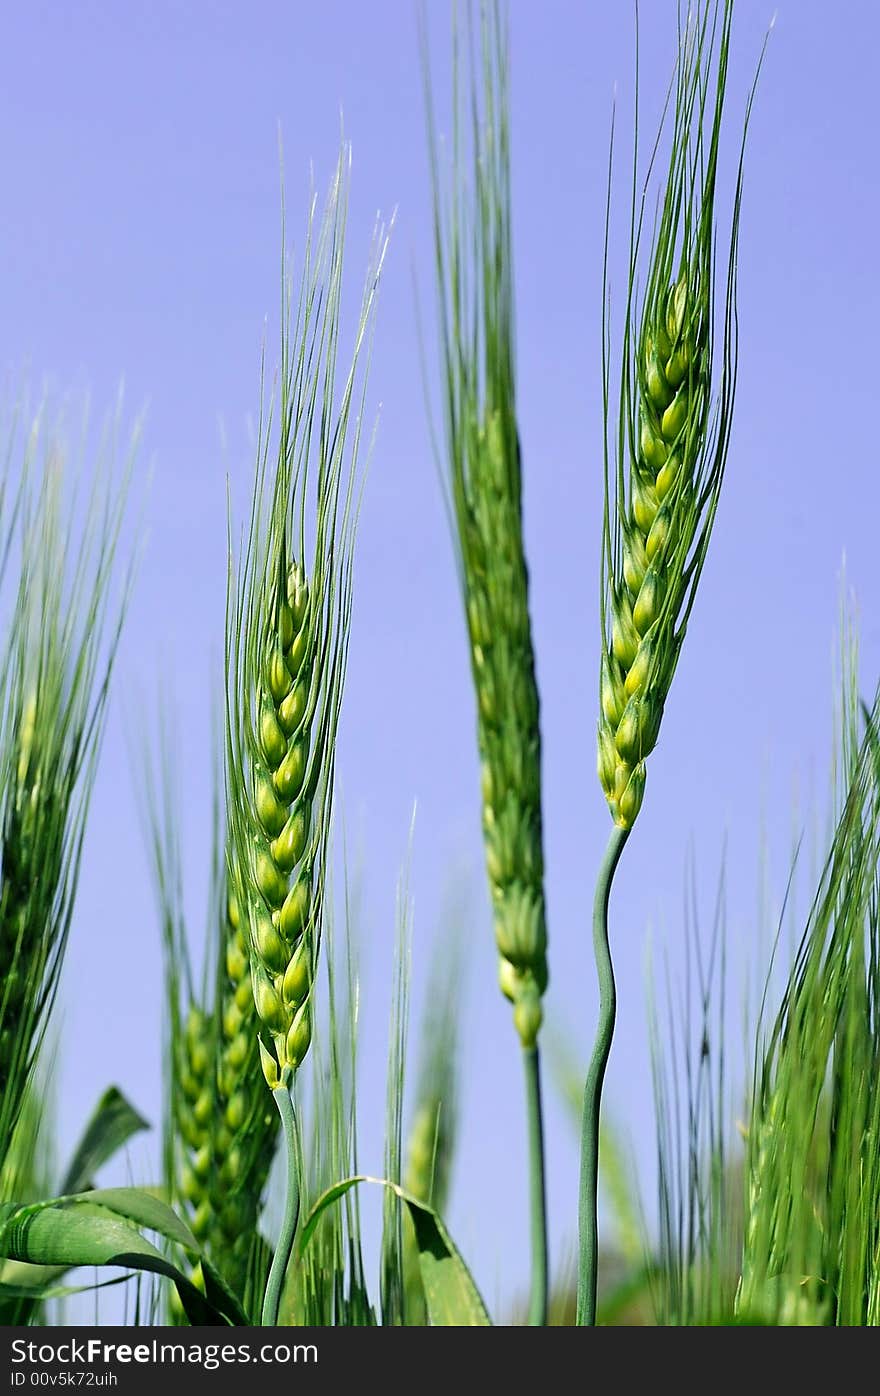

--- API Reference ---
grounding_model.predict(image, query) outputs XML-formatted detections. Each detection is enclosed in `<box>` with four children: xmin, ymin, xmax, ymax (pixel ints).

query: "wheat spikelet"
<box><xmin>427</xmin><ymin>1</ymin><xmax>546</xmax><ymax>1047</ymax></box>
<box><xmin>598</xmin><ymin>0</ymin><xmax>751</xmax><ymax>829</ymax></box>
<box><xmin>174</xmin><ymin>1002</ymin><xmax>214</xmax><ymax>1243</ymax></box>
<box><xmin>227</xmin><ymin>149</ymin><xmax>387</xmax><ymax>1090</ymax></box>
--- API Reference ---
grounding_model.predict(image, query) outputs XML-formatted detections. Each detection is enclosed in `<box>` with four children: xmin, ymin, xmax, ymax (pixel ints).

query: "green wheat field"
<box><xmin>0</xmin><ymin>0</ymin><xmax>875</xmax><ymax>1328</ymax></box>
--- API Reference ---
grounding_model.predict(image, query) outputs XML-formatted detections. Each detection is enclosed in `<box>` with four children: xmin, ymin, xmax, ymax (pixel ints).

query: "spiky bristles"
<box><xmin>598</xmin><ymin>0</ymin><xmax>746</xmax><ymax>829</ymax></box>
<box><xmin>226</xmin><ymin>146</ymin><xmax>387</xmax><ymax>1089</ymax></box>
<box><xmin>427</xmin><ymin>1</ymin><xmax>547</xmax><ymax>1047</ymax></box>
<box><xmin>738</xmin><ymin>682</ymin><xmax>880</xmax><ymax>1325</ymax></box>
<box><xmin>0</xmin><ymin>695</ymin><xmax>62</xmax><ymax>1095</ymax></box>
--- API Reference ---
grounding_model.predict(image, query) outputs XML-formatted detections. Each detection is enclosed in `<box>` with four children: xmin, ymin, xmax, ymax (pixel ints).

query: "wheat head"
<box><xmin>227</xmin><ymin>149</ymin><xmax>387</xmax><ymax>1090</ymax></box>
<box><xmin>0</xmin><ymin>406</ymin><xmax>132</xmax><ymax>1164</ymax></box>
<box><xmin>428</xmin><ymin>1</ymin><xmax>546</xmax><ymax>1048</ymax></box>
<box><xmin>598</xmin><ymin>0</ymin><xmax>750</xmax><ymax>830</ymax></box>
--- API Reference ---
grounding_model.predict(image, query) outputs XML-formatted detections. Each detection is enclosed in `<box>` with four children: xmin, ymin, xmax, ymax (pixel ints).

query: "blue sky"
<box><xmin>2</xmin><ymin>0</ymin><xmax>878</xmax><ymax>1317</ymax></box>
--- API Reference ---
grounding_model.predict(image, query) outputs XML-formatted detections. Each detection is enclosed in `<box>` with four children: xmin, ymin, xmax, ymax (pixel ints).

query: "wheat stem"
<box><xmin>261</xmin><ymin>1080</ymin><xmax>300</xmax><ymax>1327</ymax></box>
<box><xmin>577</xmin><ymin>824</ymin><xmax>629</xmax><ymax>1326</ymax></box>
<box><xmin>523</xmin><ymin>1045</ymin><xmax>548</xmax><ymax>1326</ymax></box>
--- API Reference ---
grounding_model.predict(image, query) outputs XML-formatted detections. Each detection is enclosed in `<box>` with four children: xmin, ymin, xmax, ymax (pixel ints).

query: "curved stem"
<box><xmin>523</xmin><ymin>1044</ymin><xmax>548</xmax><ymax>1326</ymax></box>
<box><xmin>261</xmin><ymin>1082</ymin><xmax>300</xmax><ymax>1327</ymax></box>
<box><xmin>576</xmin><ymin>823</ymin><xmax>630</xmax><ymax>1326</ymax></box>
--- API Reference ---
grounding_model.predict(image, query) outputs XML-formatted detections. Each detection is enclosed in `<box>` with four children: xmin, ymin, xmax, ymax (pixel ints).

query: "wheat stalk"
<box><xmin>425</xmin><ymin>0</ymin><xmax>549</xmax><ymax>1325</ymax></box>
<box><xmin>426</xmin><ymin>3</ymin><xmax>546</xmax><ymax>1051</ymax></box>
<box><xmin>226</xmin><ymin>146</ymin><xmax>387</xmax><ymax>1325</ymax></box>
<box><xmin>579</xmin><ymin>0</ymin><xmax>762</xmax><ymax>1325</ymax></box>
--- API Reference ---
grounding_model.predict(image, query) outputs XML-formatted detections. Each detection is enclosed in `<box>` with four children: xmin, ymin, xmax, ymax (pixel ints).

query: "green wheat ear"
<box><xmin>737</xmin><ymin>603</ymin><xmax>880</xmax><ymax>1326</ymax></box>
<box><xmin>0</xmin><ymin>403</ymin><xmax>133</xmax><ymax>1168</ymax></box>
<box><xmin>146</xmin><ymin>710</ymin><xmax>280</xmax><ymax>1318</ymax></box>
<box><xmin>426</xmin><ymin>0</ymin><xmax>546</xmax><ymax>1051</ymax></box>
<box><xmin>579</xmin><ymin>0</ymin><xmax>765</xmax><ymax>1327</ymax></box>
<box><xmin>598</xmin><ymin>0</ymin><xmax>759</xmax><ymax>829</ymax></box>
<box><xmin>177</xmin><ymin>881</ymin><xmax>279</xmax><ymax>1310</ymax></box>
<box><xmin>426</xmin><ymin>0</ymin><xmax>549</xmax><ymax>1327</ymax></box>
<box><xmin>153</xmin><ymin>646</ymin><xmax>337</xmax><ymax>1314</ymax></box>
<box><xmin>226</xmin><ymin>152</ymin><xmax>386</xmax><ymax>1328</ymax></box>
<box><xmin>226</xmin><ymin>148</ymin><xmax>387</xmax><ymax>1096</ymax></box>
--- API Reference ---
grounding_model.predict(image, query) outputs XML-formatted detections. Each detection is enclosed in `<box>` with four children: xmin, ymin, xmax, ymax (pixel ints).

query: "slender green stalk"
<box><xmin>577</xmin><ymin>825</ymin><xmax>629</xmax><ymax>1326</ymax></box>
<box><xmin>523</xmin><ymin>1046</ymin><xmax>548</xmax><ymax>1326</ymax></box>
<box><xmin>379</xmin><ymin>856</ymin><xmax>412</xmax><ymax>1326</ymax></box>
<box><xmin>402</xmin><ymin>892</ymin><xmax>466</xmax><ymax>1325</ymax></box>
<box><xmin>261</xmin><ymin>1082</ymin><xmax>300</xmax><ymax>1327</ymax></box>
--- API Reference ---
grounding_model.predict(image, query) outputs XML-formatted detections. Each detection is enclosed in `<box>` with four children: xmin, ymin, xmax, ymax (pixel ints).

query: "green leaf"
<box><xmin>74</xmin><ymin>1188</ymin><xmax>197</xmax><ymax>1251</ymax></box>
<box><xmin>0</xmin><ymin>1202</ymin><xmax>197</xmax><ymax>1317</ymax></box>
<box><xmin>0</xmin><ymin>1091</ymin><xmax>149</xmax><ymax>1322</ymax></box>
<box><xmin>59</xmin><ymin>1087</ymin><xmax>149</xmax><ymax>1195</ymax></box>
<box><xmin>194</xmin><ymin>1252</ymin><xmax>250</xmax><ymax>1328</ymax></box>
<box><xmin>63</xmin><ymin>1192</ymin><xmax>246</xmax><ymax>1325</ymax></box>
<box><xmin>0</xmin><ymin>1193</ymin><xmax>245</xmax><ymax>1326</ymax></box>
<box><xmin>299</xmin><ymin>1175</ymin><xmax>491</xmax><ymax>1326</ymax></box>
<box><xmin>0</xmin><ymin>1271</ymin><xmax>133</xmax><ymax>1302</ymax></box>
